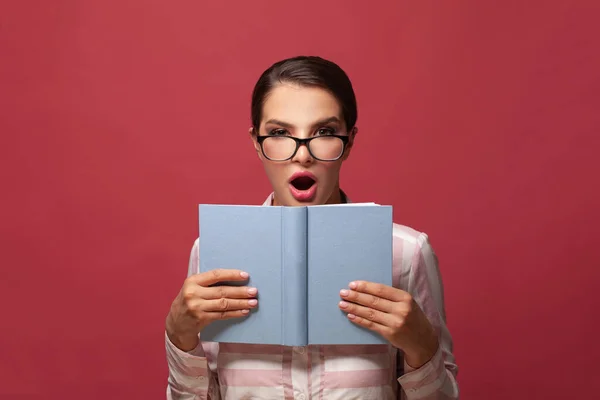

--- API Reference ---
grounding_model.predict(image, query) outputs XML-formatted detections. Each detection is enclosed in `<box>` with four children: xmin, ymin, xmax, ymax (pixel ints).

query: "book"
<box><xmin>197</xmin><ymin>202</ymin><xmax>393</xmax><ymax>346</ymax></box>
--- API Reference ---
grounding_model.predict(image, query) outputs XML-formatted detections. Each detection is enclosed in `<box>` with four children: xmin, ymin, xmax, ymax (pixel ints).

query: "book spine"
<box><xmin>281</xmin><ymin>207</ymin><xmax>308</xmax><ymax>346</ymax></box>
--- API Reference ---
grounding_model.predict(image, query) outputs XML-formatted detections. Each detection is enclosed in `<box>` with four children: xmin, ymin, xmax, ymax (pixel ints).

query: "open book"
<box><xmin>197</xmin><ymin>202</ymin><xmax>393</xmax><ymax>346</ymax></box>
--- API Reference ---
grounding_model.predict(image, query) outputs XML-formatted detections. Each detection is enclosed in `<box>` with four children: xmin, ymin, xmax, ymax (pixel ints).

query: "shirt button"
<box><xmin>294</xmin><ymin>346</ymin><xmax>305</xmax><ymax>354</ymax></box>
<box><xmin>197</xmin><ymin>376</ymin><xmax>205</xmax><ymax>381</ymax></box>
<box><xmin>296</xmin><ymin>394</ymin><xmax>306</xmax><ymax>400</ymax></box>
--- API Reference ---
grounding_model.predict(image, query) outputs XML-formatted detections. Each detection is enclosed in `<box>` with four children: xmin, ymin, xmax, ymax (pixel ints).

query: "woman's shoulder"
<box><xmin>392</xmin><ymin>222</ymin><xmax>424</xmax><ymax>243</ymax></box>
<box><xmin>391</xmin><ymin>222</ymin><xmax>437</xmax><ymax>272</ymax></box>
<box><xmin>343</xmin><ymin>191</ymin><xmax>431</xmax><ymax>250</ymax></box>
<box><xmin>392</xmin><ymin>222</ymin><xmax>431</xmax><ymax>250</ymax></box>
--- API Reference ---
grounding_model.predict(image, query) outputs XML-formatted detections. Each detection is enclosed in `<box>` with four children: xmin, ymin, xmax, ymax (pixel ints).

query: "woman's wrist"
<box><xmin>403</xmin><ymin>334</ymin><xmax>439</xmax><ymax>369</ymax></box>
<box><xmin>168</xmin><ymin>331</ymin><xmax>199</xmax><ymax>352</ymax></box>
<box><xmin>166</xmin><ymin>307</ymin><xmax>200</xmax><ymax>352</ymax></box>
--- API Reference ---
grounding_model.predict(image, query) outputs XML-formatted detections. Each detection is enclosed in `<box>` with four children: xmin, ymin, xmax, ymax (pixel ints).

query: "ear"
<box><xmin>249</xmin><ymin>127</ymin><xmax>263</xmax><ymax>159</ymax></box>
<box><xmin>341</xmin><ymin>126</ymin><xmax>358</xmax><ymax>161</ymax></box>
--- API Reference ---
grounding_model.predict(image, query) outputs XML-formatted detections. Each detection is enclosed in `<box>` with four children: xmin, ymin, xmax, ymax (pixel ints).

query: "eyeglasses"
<box><xmin>256</xmin><ymin>134</ymin><xmax>350</xmax><ymax>161</ymax></box>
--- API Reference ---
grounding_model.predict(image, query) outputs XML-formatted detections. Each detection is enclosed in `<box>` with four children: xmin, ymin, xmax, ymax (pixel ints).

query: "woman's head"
<box><xmin>250</xmin><ymin>56</ymin><xmax>358</xmax><ymax>206</ymax></box>
<box><xmin>251</xmin><ymin>56</ymin><xmax>357</xmax><ymax>132</ymax></box>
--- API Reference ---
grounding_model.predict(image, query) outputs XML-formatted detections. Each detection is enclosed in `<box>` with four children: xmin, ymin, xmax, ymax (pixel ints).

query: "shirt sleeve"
<box><xmin>165</xmin><ymin>239</ymin><xmax>221</xmax><ymax>400</ymax></box>
<box><xmin>397</xmin><ymin>233</ymin><xmax>460</xmax><ymax>399</ymax></box>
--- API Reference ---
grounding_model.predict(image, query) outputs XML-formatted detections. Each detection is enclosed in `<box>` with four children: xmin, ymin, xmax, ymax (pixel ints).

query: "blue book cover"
<box><xmin>197</xmin><ymin>203</ymin><xmax>393</xmax><ymax>346</ymax></box>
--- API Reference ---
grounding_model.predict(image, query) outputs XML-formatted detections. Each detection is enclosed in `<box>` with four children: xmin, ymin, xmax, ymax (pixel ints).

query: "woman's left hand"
<box><xmin>338</xmin><ymin>280</ymin><xmax>439</xmax><ymax>369</ymax></box>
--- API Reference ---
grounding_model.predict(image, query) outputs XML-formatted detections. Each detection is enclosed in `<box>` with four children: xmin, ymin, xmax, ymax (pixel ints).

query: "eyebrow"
<box><xmin>264</xmin><ymin>116</ymin><xmax>342</xmax><ymax>128</ymax></box>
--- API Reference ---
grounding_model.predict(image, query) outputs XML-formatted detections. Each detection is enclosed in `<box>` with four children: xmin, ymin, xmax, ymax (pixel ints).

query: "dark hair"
<box><xmin>251</xmin><ymin>56</ymin><xmax>357</xmax><ymax>132</ymax></box>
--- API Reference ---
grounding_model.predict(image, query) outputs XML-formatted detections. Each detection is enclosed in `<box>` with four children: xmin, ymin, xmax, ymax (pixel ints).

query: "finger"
<box><xmin>201</xmin><ymin>285</ymin><xmax>258</xmax><ymax>300</ymax></box>
<box><xmin>346</xmin><ymin>313</ymin><xmax>389</xmax><ymax>337</ymax></box>
<box><xmin>205</xmin><ymin>309</ymin><xmax>252</xmax><ymax>322</ymax></box>
<box><xmin>348</xmin><ymin>281</ymin><xmax>409</xmax><ymax>302</ymax></box>
<box><xmin>198</xmin><ymin>298</ymin><xmax>258</xmax><ymax>312</ymax></box>
<box><xmin>339</xmin><ymin>289</ymin><xmax>394</xmax><ymax>312</ymax></box>
<box><xmin>338</xmin><ymin>300</ymin><xmax>394</xmax><ymax>327</ymax></box>
<box><xmin>192</xmin><ymin>269</ymin><xmax>249</xmax><ymax>286</ymax></box>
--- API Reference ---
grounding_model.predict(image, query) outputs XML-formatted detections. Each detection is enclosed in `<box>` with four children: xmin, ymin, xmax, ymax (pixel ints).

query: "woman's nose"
<box><xmin>291</xmin><ymin>141</ymin><xmax>313</xmax><ymax>165</ymax></box>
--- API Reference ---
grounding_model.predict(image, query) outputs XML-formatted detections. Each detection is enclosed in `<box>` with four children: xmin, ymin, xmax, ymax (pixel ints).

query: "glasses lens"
<box><xmin>261</xmin><ymin>136</ymin><xmax>297</xmax><ymax>160</ymax></box>
<box><xmin>309</xmin><ymin>136</ymin><xmax>344</xmax><ymax>160</ymax></box>
<box><xmin>261</xmin><ymin>136</ymin><xmax>345</xmax><ymax>161</ymax></box>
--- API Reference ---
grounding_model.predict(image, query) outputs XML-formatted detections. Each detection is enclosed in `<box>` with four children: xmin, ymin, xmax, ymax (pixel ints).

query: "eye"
<box><xmin>268</xmin><ymin>128</ymin><xmax>288</xmax><ymax>136</ymax></box>
<box><xmin>316</xmin><ymin>127</ymin><xmax>336</xmax><ymax>136</ymax></box>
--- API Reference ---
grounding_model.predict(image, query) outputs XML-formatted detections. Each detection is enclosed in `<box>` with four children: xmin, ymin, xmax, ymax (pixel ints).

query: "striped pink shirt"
<box><xmin>165</xmin><ymin>193</ymin><xmax>459</xmax><ymax>399</ymax></box>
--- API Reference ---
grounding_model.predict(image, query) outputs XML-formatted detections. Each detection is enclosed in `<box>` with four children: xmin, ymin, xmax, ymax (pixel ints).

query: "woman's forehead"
<box><xmin>261</xmin><ymin>84</ymin><xmax>342</xmax><ymax>127</ymax></box>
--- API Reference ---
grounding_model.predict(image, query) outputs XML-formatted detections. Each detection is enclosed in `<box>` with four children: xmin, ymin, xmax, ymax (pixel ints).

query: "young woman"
<box><xmin>165</xmin><ymin>56</ymin><xmax>459</xmax><ymax>399</ymax></box>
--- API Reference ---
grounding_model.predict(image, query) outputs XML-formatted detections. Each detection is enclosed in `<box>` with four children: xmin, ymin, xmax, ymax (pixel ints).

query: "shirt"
<box><xmin>165</xmin><ymin>193</ymin><xmax>459</xmax><ymax>399</ymax></box>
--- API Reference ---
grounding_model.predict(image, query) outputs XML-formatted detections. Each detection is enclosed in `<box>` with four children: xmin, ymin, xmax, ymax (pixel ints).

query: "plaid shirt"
<box><xmin>166</xmin><ymin>193</ymin><xmax>459</xmax><ymax>399</ymax></box>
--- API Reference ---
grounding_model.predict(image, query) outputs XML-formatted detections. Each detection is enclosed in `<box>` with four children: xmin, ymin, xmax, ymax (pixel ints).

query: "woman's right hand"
<box><xmin>166</xmin><ymin>269</ymin><xmax>258</xmax><ymax>351</ymax></box>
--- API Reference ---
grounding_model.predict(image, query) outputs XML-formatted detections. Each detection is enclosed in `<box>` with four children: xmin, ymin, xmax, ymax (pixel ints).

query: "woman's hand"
<box><xmin>166</xmin><ymin>269</ymin><xmax>258</xmax><ymax>351</ymax></box>
<box><xmin>338</xmin><ymin>281</ymin><xmax>439</xmax><ymax>368</ymax></box>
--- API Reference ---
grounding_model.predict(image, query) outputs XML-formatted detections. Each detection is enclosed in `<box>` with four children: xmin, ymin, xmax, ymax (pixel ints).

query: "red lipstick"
<box><xmin>288</xmin><ymin>171</ymin><xmax>317</xmax><ymax>202</ymax></box>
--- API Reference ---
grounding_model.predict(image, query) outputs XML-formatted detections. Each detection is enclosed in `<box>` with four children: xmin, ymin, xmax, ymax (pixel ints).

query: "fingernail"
<box><xmin>248</xmin><ymin>287</ymin><xmax>257</xmax><ymax>295</ymax></box>
<box><xmin>240</xmin><ymin>271</ymin><xmax>249</xmax><ymax>278</ymax></box>
<box><xmin>349</xmin><ymin>281</ymin><xmax>357</xmax><ymax>289</ymax></box>
<box><xmin>340</xmin><ymin>289</ymin><xmax>349</xmax><ymax>296</ymax></box>
<box><xmin>248</xmin><ymin>299</ymin><xmax>258</xmax><ymax>306</ymax></box>
<box><xmin>347</xmin><ymin>313</ymin><xmax>356</xmax><ymax>319</ymax></box>
<box><xmin>339</xmin><ymin>301</ymin><xmax>348</xmax><ymax>308</ymax></box>
<box><xmin>242</xmin><ymin>309</ymin><xmax>250</xmax><ymax>314</ymax></box>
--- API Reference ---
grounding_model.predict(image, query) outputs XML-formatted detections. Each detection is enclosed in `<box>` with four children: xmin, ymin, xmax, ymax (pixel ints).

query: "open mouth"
<box><xmin>291</xmin><ymin>175</ymin><xmax>316</xmax><ymax>191</ymax></box>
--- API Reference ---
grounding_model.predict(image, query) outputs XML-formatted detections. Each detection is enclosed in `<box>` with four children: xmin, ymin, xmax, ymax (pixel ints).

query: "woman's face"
<box><xmin>251</xmin><ymin>83</ymin><xmax>354</xmax><ymax>206</ymax></box>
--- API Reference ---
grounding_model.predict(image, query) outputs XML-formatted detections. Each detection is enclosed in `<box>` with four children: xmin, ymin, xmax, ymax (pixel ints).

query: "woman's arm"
<box><xmin>397</xmin><ymin>233</ymin><xmax>459</xmax><ymax>399</ymax></box>
<box><xmin>337</xmin><ymin>230</ymin><xmax>460</xmax><ymax>398</ymax></box>
<box><xmin>165</xmin><ymin>239</ymin><xmax>221</xmax><ymax>400</ymax></box>
<box><xmin>165</xmin><ymin>332</ymin><xmax>220</xmax><ymax>400</ymax></box>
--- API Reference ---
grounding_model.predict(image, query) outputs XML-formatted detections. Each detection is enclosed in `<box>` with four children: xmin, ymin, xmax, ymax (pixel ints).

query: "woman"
<box><xmin>165</xmin><ymin>56</ymin><xmax>459</xmax><ymax>399</ymax></box>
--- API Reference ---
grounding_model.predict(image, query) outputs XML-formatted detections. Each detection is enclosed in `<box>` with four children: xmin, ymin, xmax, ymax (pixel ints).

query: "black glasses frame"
<box><xmin>256</xmin><ymin>135</ymin><xmax>350</xmax><ymax>162</ymax></box>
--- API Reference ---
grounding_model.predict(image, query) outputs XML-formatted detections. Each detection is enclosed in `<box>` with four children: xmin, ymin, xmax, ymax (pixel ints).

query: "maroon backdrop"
<box><xmin>1</xmin><ymin>1</ymin><xmax>599</xmax><ymax>398</ymax></box>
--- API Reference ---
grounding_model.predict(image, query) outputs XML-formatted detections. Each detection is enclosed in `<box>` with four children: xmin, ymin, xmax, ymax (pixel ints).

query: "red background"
<box><xmin>1</xmin><ymin>1</ymin><xmax>599</xmax><ymax>399</ymax></box>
